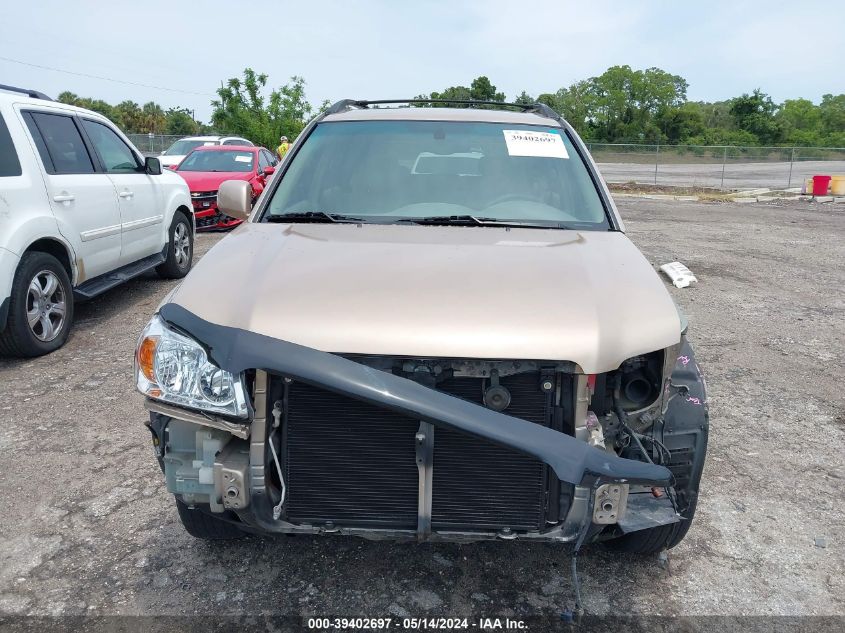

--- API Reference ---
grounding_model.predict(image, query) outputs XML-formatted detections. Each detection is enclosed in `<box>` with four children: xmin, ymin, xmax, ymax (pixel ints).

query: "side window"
<box><xmin>81</xmin><ymin>120</ymin><xmax>140</xmax><ymax>173</ymax></box>
<box><xmin>258</xmin><ymin>151</ymin><xmax>270</xmax><ymax>171</ymax></box>
<box><xmin>265</xmin><ymin>149</ymin><xmax>278</xmax><ymax>166</ymax></box>
<box><xmin>25</xmin><ymin>112</ymin><xmax>95</xmax><ymax>174</ymax></box>
<box><xmin>0</xmin><ymin>113</ymin><xmax>22</xmax><ymax>177</ymax></box>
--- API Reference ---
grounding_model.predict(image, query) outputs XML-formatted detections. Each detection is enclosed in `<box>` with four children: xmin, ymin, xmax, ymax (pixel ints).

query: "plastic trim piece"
<box><xmin>158</xmin><ymin>303</ymin><xmax>672</xmax><ymax>488</ymax></box>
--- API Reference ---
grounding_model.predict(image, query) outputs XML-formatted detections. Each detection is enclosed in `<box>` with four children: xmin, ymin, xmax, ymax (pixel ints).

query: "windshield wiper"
<box><xmin>399</xmin><ymin>215</ymin><xmax>570</xmax><ymax>229</ymax></box>
<box><xmin>265</xmin><ymin>211</ymin><xmax>364</xmax><ymax>224</ymax></box>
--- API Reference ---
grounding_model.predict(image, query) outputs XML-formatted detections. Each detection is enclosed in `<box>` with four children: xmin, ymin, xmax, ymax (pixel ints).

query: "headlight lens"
<box><xmin>135</xmin><ymin>315</ymin><xmax>248</xmax><ymax>417</ymax></box>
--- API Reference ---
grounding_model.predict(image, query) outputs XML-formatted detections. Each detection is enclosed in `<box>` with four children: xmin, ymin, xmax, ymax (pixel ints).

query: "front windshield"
<box><xmin>177</xmin><ymin>150</ymin><xmax>255</xmax><ymax>172</ymax></box>
<box><xmin>163</xmin><ymin>139</ymin><xmax>216</xmax><ymax>156</ymax></box>
<box><xmin>264</xmin><ymin>120</ymin><xmax>608</xmax><ymax>228</ymax></box>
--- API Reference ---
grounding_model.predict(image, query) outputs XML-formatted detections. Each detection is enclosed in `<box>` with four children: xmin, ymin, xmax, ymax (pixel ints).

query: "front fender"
<box><xmin>662</xmin><ymin>338</ymin><xmax>709</xmax><ymax>513</ymax></box>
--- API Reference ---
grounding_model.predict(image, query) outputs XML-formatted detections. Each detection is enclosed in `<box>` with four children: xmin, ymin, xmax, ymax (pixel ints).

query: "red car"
<box><xmin>173</xmin><ymin>145</ymin><xmax>278</xmax><ymax>230</ymax></box>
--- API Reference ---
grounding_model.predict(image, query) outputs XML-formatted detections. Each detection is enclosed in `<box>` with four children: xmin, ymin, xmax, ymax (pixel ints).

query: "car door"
<box><xmin>22</xmin><ymin>110</ymin><xmax>121</xmax><ymax>280</ymax></box>
<box><xmin>80</xmin><ymin>118</ymin><xmax>163</xmax><ymax>265</ymax></box>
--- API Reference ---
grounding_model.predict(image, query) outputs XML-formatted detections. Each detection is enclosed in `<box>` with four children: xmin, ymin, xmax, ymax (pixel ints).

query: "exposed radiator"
<box><xmin>282</xmin><ymin>370</ymin><xmax>555</xmax><ymax>532</ymax></box>
<box><xmin>432</xmin><ymin>375</ymin><xmax>550</xmax><ymax>531</ymax></box>
<box><xmin>283</xmin><ymin>383</ymin><xmax>419</xmax><ymax>528</ymax></box>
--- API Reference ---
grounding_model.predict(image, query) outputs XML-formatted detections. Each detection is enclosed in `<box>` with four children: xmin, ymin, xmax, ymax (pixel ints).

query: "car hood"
<box><xmin>159</xmin><ymin>154</ymin><xmax>185</xmax><ymax>167</ymax></box>
<box><xmin>168</xmin><ymin>223</ymin><xmax>681</xmax><ymax>373</ymax></box>
<box><xmin>176</xmin><ymin>171</ymin><xmax>252</xmax><ymax>191</ymax></box>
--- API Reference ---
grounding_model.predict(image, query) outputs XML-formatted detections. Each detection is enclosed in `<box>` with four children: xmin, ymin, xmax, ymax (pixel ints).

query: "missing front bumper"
<box><xmin>153</xmin><ymin>303</ymin><xmax>675</xmax><ymax>542</ymax></box>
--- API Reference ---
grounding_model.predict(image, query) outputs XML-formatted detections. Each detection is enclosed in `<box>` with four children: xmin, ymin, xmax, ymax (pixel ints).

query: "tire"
<box><xmin>0</xmin><ymin>251</ymin><xmax>75</xmax><ymax>357</ymax></box>
<box><xmin>156</xmin><ymin>212</ymin><xmax>193</xmax><ymax>279</ymax></box>
<box><xmin>175</xmin><ymin>499</ymin><xmax>244</xmax><ymax>540</ymax></box>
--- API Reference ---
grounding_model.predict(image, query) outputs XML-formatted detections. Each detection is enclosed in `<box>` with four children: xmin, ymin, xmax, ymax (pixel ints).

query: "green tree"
<box><xmin>819</xmin><ymin>94</ymin><xmax>845</xmax><ymax>141</ymax></box>
<box><xmin>514</xmin><ymin>91</ymin><xmax>534</xmax><ymax>105</ymax></box>
<box><xmin>538</xmin><ymin>80</ymin><xmax>595</xmax><ymax>136</ymax></box>
<box><xmin>657</xmin><ymin>103</ymin><xmax>705</xmax><ymax>143</ymax></box>
<box><xmin>586</xmin><ymin>65</ymin><xmax>687</xmax><ymax>142</ymax></box>
<box><xmin>693</xmin><ymin>101</ymin><xmax>733</xmax><ymax>131</ymax></box>
<box><xmin>211</xmin><ymin>69</ymin><xmax>314</xmax><ymax>147</ymax></box>
<box><xmin>426</xmin><ymin>85</ymin><xmax>471</xmax><ymax>104</ymax></box>
<box><xmin>58</xmin><ymin>91</ymin><xmax>118</xmax><ymax>126</ymax></box>
<box><xmin>420</xmin><ymin>76</ymin><xmax>506</xmax><ymax>107</ymax></box>
<box><xmin>729</xmin><ymin>90</ymin><xmax>783</xmax><ymax>145</ymax></box>
<box><xmin>140</xmin><ymin>102</ymin><xmax>166</xmax><ymax>134</ymax></box>
<box><xmin>469</xmin><ymin>76</ymin><xmax>505</xmax><ymax>102</ymax></box>
<box><xmin>776</xmin><ymin>99</ymin><xmax>821</xmax><ymax>146</ymax></box>
<box><xmin>165</xmin><ymin>108</ymin><xmax>199</xmax><ymax>136</ymax></box>
<box><xmin>269</xmin><ymin>75</ymin><xmax>313</xmax><ymax>141</ymax></box>
<box><xmin>114</xmin><ymin>101</ymin><xmax>143</xmax><ymax>133</ymax></box>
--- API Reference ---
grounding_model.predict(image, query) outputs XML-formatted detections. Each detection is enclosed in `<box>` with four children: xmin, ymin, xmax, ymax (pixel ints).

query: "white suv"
<box><xmin>0</xmin><ymin>85</ymin><xmax>194</xmax><ymax>357</ymax></box>
<box><xmin>158</xmin><ymin>135</ymin><xmax>254</xmax><ymax>169</ymax></box>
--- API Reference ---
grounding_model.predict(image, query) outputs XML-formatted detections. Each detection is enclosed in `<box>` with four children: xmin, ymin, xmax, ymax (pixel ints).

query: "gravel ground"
<box><xmin>0</xmin><ymin>198</ymin><xmax>843</xmax><ymax>620</ymax></box>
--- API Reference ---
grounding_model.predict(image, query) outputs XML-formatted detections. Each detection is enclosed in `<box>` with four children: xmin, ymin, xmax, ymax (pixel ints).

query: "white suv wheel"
<box><xmin>26</xmin><ymin>270</ymin><xmax>67</xmax><ymax>342</ymax></box>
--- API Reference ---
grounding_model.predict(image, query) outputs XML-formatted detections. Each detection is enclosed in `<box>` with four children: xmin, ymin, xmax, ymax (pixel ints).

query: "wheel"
<box><xmin>156</xmin><ymin>212</ymin><xmax>193</xmax><ymax>279</ymax></box>
<box><xmin>0</xmin><ymin>251</ymin><xmax>74</xmax><ymax>357</ymax></box>
<box><xmin>175</xmin><ymin>499</ymin><xmax>244</xmax><ymax>540</ymax></box>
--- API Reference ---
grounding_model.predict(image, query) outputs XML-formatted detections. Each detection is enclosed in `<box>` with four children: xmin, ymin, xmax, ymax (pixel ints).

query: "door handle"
<box><xmin>118</xmin><ymin>191</ymin><xmax>134</xmax><ymax>199</ymax></box>
<box><xmin>52</xmin><ymin>193</ymin><xmax>75</xmax><ymax>203</ymax></box>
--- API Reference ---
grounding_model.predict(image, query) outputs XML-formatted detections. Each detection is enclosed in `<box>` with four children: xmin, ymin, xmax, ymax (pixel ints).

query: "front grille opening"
<box><xmin>275</xmin><ymin>367</ymin><xmax>571</xmax><ymax>532</ymax></box>
<box><xmin>283</xmin><ymin>381</ymin><xmax>419</xmax><ymax>528</ymax></box>
<box><xmin>432</xmin><ymin>375</ymin><xmax>549</xmax><ymax>531</ymax></box>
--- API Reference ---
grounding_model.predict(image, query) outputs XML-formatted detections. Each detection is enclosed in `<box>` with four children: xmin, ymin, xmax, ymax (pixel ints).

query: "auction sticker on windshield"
<box><xmin>503</xmin><ymin>129</ymin><xmax>568</xmax><ymax>159</ymax></box>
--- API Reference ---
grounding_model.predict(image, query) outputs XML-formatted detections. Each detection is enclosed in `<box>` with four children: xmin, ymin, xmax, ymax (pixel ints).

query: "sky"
<box><xmin>1</xmin><ymin>0</ymin><xmax>841</xmax><ymax>124</ymax></box>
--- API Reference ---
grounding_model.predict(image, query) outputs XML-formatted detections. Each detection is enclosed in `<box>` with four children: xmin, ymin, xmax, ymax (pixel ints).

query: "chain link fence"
<box><xmin>588</xmin><ymin>143</ymin><xmax>845</xmax><ymax>190</ymax></box>
<box><xmin>126</xmin><ymin>133</ymin><xmax>845</xmax><ymax>191</ymax></box>
<box><xmin>126</xmin><ymin>133</ymin><xmax>185</xmax><ymax>155</ymax></box>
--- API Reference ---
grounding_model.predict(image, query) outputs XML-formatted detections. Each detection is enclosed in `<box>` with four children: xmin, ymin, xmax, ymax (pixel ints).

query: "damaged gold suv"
<box><xmin>135</xmin><ymin>99</ymin><xmax>708</xmax><ymax>557</ymax></box>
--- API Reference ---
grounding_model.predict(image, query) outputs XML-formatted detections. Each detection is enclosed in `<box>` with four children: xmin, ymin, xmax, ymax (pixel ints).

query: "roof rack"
<box><xmin>324</xmin><ymin>98</ymin><xmax>562</xmax><ymax>122</ymax></box>
<box><xmin>0</xmin><ymin>83</ymin><xmax>53</xmax><ymax>101</ymax></box>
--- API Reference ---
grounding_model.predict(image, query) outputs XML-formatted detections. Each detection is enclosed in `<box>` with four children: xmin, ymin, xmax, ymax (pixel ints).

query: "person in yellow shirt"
<box><xmin>276</xmin><ymin>136</ymin><xmax>290</xmax><ymax>161</ymax></box>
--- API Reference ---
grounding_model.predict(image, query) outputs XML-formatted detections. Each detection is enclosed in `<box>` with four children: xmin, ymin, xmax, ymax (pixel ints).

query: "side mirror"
<box><xmin>159</xmin><ymin>150</ymin><xmax>166</xmax><ymax>156</ymax></box>
<box><xmin>144</xmin><ymin>156</ymin><xmax>162</xmax><ymax>175</ymax></box>
<box><xmin>263</xmin><ymin>166</ymin><xmax>276</xmax><ymax>176</ymax></box>
<box><xmin>217</xmin><ymin>180</ymin><xmax>252</xmax><ymax>221</ymax></box>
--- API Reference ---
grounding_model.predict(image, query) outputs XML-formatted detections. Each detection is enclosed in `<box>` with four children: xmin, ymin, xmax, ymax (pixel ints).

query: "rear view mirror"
<box><xmin>144</xmin><ymin>156</ymin><xmax>162</xmax><ymax>175</ymax></box>
<box><xmin>217</xmin><ymin>179</ymin><xmax>252</xmax><ymax>221</ymax></box>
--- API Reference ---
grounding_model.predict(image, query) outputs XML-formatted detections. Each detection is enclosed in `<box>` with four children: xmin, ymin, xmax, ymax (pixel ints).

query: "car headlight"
<box><xmin>135</xmin><ymin>315</ymin><xmax>248</xmax><ymax>418</ymax></box>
